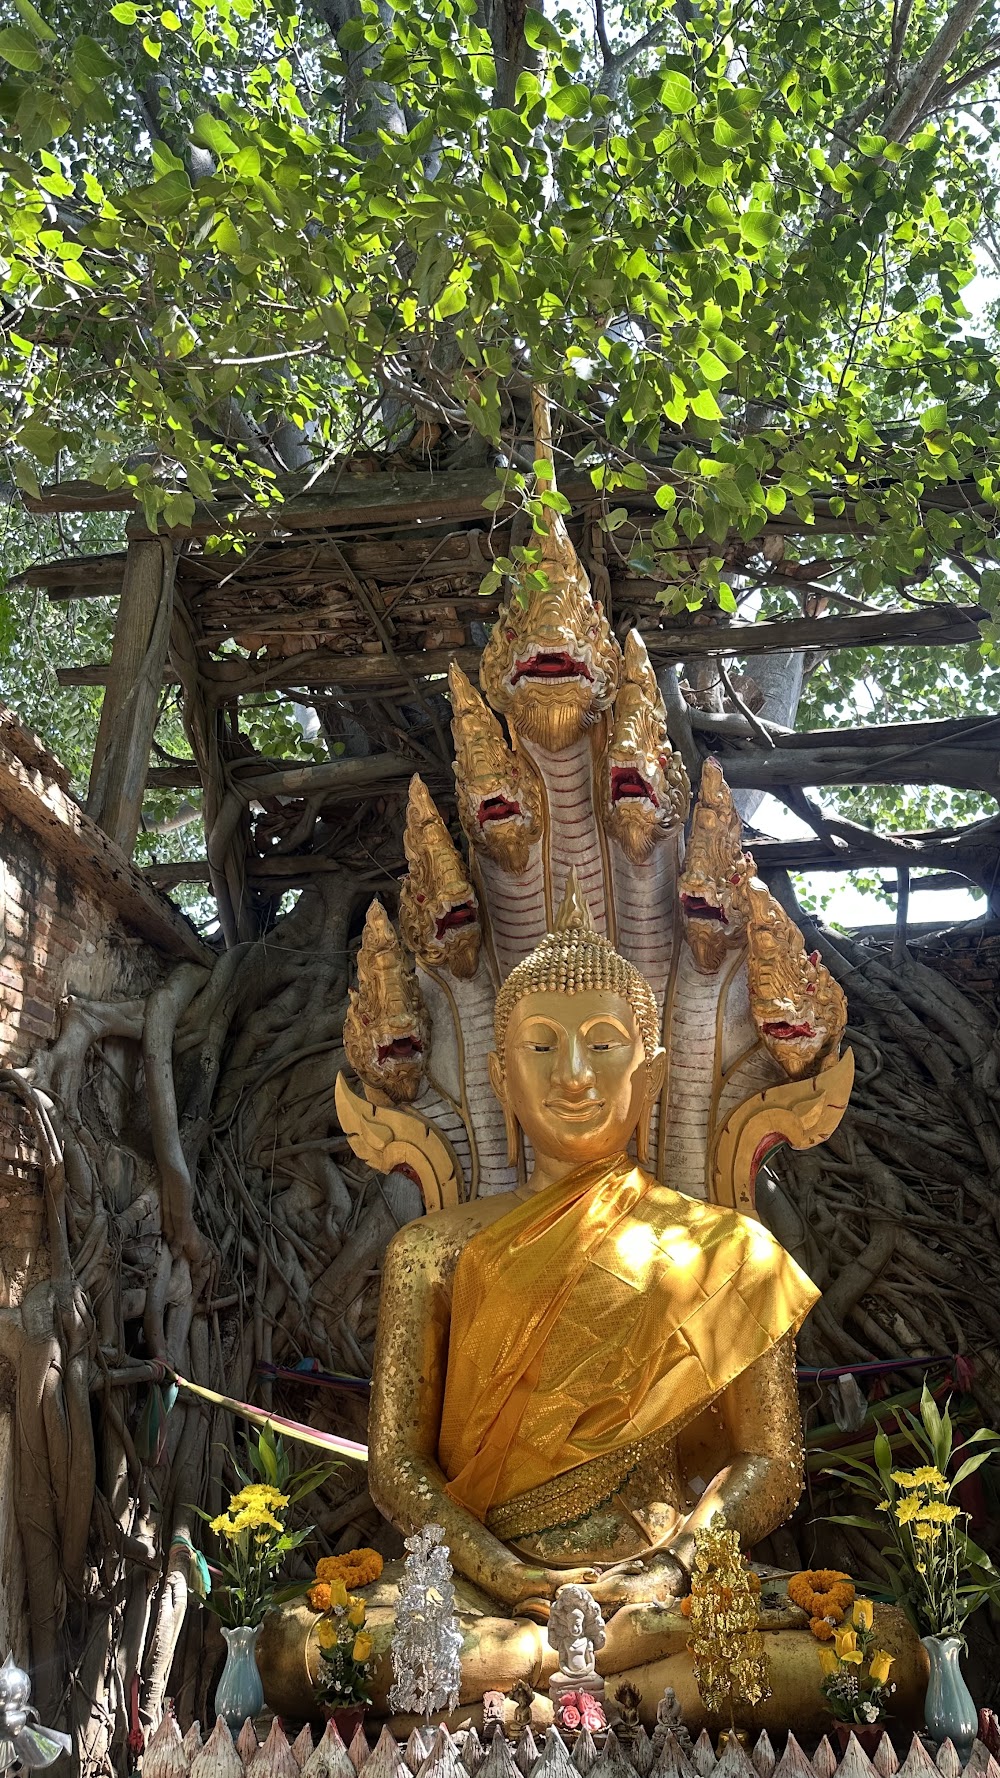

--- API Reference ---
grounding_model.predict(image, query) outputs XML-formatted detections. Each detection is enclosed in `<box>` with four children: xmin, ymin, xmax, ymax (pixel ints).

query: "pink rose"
<box><xmin>559</xmin><ymin>1705</ymin><xmax>581</xmax><ymax>1731</ymax></box>
<box><xmin>579</xmin><ymin>1700</ymin><xmax>606</xmax><ymax>1731</ymax></box>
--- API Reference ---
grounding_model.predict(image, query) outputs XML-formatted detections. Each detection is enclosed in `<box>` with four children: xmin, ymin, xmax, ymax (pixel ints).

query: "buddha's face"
<box><xmin>490</xmin><ymin>988</ymin><xmax>661</xmax><ymax>1169</ymax></box>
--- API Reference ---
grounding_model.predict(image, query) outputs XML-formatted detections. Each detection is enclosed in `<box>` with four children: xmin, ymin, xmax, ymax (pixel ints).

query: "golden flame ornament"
<box><xmin>343</xmin><ymin>900</ymin><xmax>430</xmax><ymax>1104</ymax></box>
<box><xmin>399</xmin><ymin>775</ymin><xmax>481</xmax><ymax>980</ymax></box>
<box><xmin>603</xmin><ymin>630</ymin><xmax>690</xmax><ymax>863</ymax></box>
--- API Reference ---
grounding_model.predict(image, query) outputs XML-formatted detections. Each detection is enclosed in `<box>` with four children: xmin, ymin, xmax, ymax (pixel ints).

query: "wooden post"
<box><xmin>86</xmin><ymin>538</ymin><xmax>175</xmax><ymax>856</ymax></box>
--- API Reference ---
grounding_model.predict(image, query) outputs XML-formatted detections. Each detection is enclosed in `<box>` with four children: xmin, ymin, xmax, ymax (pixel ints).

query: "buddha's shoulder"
<box><xmin>644</xmin><ymin>1178</ymin><xmax>777</xmax><ymax>1245</ymax></box>
<box><xmin>385</xmin><ymin>1193</ymin><xmax>520</xmax><ymax>1271</ymax></box>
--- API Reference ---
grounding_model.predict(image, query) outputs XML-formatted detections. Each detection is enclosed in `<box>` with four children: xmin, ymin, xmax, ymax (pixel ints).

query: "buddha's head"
<box><xmin>678</xmin><ymin>758</ymin><xmax>750</xmax><ymax>972</ymax></box>
<box><xmin>603</xmin><ymin>630</ymin><xmax>690</xmax><ymax>864</ymax></box>
<box><xmin>399</xmin><ymin>775</ymin><xmax>481</xmax><ymax>980</ymax></box>
<box><xmin>449</xmin><ymin>662</ymin><xmax>543</xmax><ymax>874</ymax></box>
<box><xmin>489</xmin><ymin>871</ymin><xmax>665</xmax><ymax>1171</ymax></box>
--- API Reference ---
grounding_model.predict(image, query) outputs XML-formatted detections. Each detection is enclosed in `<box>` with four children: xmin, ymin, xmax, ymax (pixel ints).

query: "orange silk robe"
<box><xmin>438</xmin><ymin>1154</ymin><xmax>818</xmax><ymax>1524</ymax></box>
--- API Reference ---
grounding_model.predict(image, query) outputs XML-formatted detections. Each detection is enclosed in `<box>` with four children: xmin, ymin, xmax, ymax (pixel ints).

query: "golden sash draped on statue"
<box><xmin>438</xmin><ymin>1154</ymin><xmax>820</xmax><ymax>1529</ymax></box>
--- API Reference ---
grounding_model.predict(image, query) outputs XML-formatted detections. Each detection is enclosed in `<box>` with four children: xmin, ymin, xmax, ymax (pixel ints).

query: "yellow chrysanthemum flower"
<box><xmin>894</xmin><ymin>1497</ymin><xmax>921</xmax><ymax>1524</ymax></box>
<box><xmin>914</xmin><ymin>1523</ymin><xmax>938</xmax><ymax>1542</ymax></box>
<box><xmin>916</xmin><ymin>1501</ymin><xmax>960</xmax><ymax>1525</ymax></box>
<box><xmin>890</xmin><ymin>1467</ymin><xmax>947</xmax><ymax>1491</ymax></box>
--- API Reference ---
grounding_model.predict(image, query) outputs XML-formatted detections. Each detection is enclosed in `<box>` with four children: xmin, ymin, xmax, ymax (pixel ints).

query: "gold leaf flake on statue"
<box><xmin>449</xmin><ymin>661</ymin><xmax>542</xmax><ymax>874</ymax></box>
<box><xmin>602</xmin><ymin>630</ymin><xmax>690</xmax><ymax>863</ymax></box>
<box><xmin>399</xmin><ymin>774</ymin><xmax>481</xmax><ymax>980</ymax></box>
<box><xmin>678</xmin><ymin>757</ymin><xmax>750</xmax><ymax>972</ymax></box>
<box><xmin>745</xmin><ymin>876</ymin><xmax>848</xmax><ymax>1077</ymax></box>
<box><xmin>342</xmin><ymin>899</ymin><xmax>430</xmax><ymax>1104</ymax></box>
<box><xmin>479</xmin><ymin>390</ymin><xmax>622</xmax><ymax>752</ymax></box>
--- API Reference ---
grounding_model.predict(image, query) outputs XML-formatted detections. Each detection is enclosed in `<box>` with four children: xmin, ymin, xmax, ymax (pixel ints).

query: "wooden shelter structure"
<box><xmin>19</xmin><ymin>459</ymin><xmax>1000</xmax><ymax>942</ymax></box>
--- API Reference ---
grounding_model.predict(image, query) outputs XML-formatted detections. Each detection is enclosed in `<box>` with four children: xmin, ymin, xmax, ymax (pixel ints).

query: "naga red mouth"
<box><xmin>762</xmin><ymin>1020</ymin><xmax>816</xmax><ymax>1041</ymax></box>
<box><xmin>511</xmin><ymin>651</ymin><xmax>593</xmax><ymax>685</ymax></box>
<box><xmin>479</xmin><ymin>794</ymin><xmax>522</xmax><ymax>825</ymax></box>
<box><xmin>435</xmin><ymin>902</ymin><xmax>477</xmax><ymax>938</ymax></box>
<box><xmin>682</xmin><ymin>893</ymin><xmax>726</xmax><ymax>922</ymax></box>
<box><xmin>377</xmin><ymin>1035</ymin><xmax>423</xmax><ymax>1064</ymax></box>
<box><xmin>611</xmin><ymin>765</ymin><xmax>657</xmax><ymax>805</ymax></box>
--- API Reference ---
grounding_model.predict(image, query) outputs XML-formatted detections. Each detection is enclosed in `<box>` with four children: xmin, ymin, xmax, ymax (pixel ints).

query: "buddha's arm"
<box><xmin>369</xmin><ymin>1220</ymin><xmax>596</xmax><ymax>1609</ymax></box>
<box><xmin>669</xmin><ymin>1331</ymin><xmax>803</xmax><ymax>1572</ymax></box>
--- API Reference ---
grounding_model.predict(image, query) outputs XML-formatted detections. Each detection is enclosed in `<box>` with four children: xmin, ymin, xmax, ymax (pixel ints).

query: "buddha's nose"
<box><xmin>553</xmin><ymin>1031</ymin><xmax>596</xmax><ymax>1093</ymax></box>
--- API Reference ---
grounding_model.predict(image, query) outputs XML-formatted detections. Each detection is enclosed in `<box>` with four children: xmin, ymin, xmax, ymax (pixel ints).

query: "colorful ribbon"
<box><xmin>159</xmin><ymin>1364</ymin><xmax>369</xmax><ymax>1463</ymax></box>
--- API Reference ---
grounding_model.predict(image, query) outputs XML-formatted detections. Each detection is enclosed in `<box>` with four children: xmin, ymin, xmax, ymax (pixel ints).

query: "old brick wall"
<box><xmin>0</xmin><ymin>708</ymin><xmax>206</xmax><ymax>1667</ymax></box>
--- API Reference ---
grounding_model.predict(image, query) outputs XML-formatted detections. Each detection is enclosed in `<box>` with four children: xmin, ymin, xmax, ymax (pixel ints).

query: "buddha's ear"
<box><xmin>488</xmin><ymin>1050</ymin><xmax>520</xmax><ymax>1168</ymax></box>
<box><xmin>637</xmin><ymin>1046</ymin><xmax>666</xmax><ymax>1165</ymax></box>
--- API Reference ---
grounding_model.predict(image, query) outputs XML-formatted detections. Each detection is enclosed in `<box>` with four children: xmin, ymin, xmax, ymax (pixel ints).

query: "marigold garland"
<box><xmin>787</xmin><ymin>1569</ymin><xmax>855</xmax><ymax>1626</ymax></box>
<box><xmin>316</xmin><ymin>1547</ymin><xmax>384</xmax><ymax>1590</ymax></box>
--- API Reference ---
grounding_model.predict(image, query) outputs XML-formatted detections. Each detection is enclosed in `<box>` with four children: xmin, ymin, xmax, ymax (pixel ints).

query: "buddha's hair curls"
<box><xmin>493</xmin><ymin>869</ymin><xmax>660</xmax><ymax>1065</ymax></box>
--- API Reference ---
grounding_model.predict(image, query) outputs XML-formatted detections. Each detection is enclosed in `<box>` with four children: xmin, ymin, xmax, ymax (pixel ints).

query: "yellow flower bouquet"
<box><xmin>314</xmin><ymin>1585</ymin><xmax>375</xmax><ymax>1706</ymax></box>
<box><xmin>816</xmin><ymin>1600</ymin><xmax>895</xmax><ymax>1725</ymax></box>
<box><xmin>196</xmin><ymin>1426</ymin><xmax>336</xmax><ymax>1629</ymax></box>
<box><xmin>825</xmin><ymin>1382</ymin><xmax>1000</xmax><ymax>1639</ymax></box>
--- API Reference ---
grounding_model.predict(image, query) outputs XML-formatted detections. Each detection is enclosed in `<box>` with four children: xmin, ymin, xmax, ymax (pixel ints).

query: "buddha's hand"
<box><xmin>508</xmin><ymin>1564</ymin><xmax>603</xmax><ymax>1620</ymax></box>
<box><xmin>589</xmin><ymin>1551</ymin><xmax>689</xmax><ymax>1612</ymax></box>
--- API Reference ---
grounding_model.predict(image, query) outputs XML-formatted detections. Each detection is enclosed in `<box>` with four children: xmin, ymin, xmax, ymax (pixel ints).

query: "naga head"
<box><xmin>602</xmin><ymin>630</ymin><xmax>690</xmax><ymax>863</ymax></box>
<box><xmin>479</xmin><ymin>389</ymin><xmax>621</xmax><ymax>750</ymax></box>
<box><xmin>449</xmin><ymin>661</ymin><xmax>542</xmax><ymax>874</ymax></box>
<box><xmin>343</xmin><ymin>899</ymin><xmax>430</xmax><ymax>1103</ymax></box>
<box><xmin>746</xmin><ymin>876</ymin><xmax>847</xmax><ymax>1078</ymax></box>
<box><xmin>399</xmin><ymin>775</ymin><xmax>481</xmax><ymax>980</ymax></box>
<box><xmin>678</xmin><ymin>758</ymin><xmax>750</xmax><ymax>973</ymax></box>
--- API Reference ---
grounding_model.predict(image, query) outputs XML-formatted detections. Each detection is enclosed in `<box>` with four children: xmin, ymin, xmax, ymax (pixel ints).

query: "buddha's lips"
<box><xmin>511</xmin><ymin>651</ymin><xmax>593</xmax><ymax>685</ymax></box>
<box><xmin>435</xmin><ymin>903</ymin><xmax>477</xmax><ymax>938</ymax></box>
<box><xmin>763</xmin><ymin>1019</ymin><xmax>815</xmax><ymax>1040</ymax></box>
<box><xmin>682</xmin><ymin>893</ymin><xmax>726</xmax><ymax>922</ymax></box>
<box><xmin>377</xmin><ymin>1035</ymin><xmax>423</xmax><ymax>1063</ymax></box>
<box><xmin>478</xmin><ymin>794</ymin><xmax>522</xmax><ymax>825</ymax></box>
<box><xmin>611</xmin><ymin>765</ymin><xmax>657</xmax><ymax>805</ymax></box>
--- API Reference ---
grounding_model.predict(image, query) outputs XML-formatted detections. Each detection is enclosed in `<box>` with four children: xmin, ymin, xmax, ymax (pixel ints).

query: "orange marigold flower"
<box><xmin>680</xmin><ymin>1596</ymin><xmax>693</xmax><ymax>1617</ymax></box>
<box><xmin>810</xmin><ymin>1618</ymin><xmax>836</xmax><ymax>1642</ymax></box>
<box><xmin>316</xmin><ymin>1548</ymin><xmax>384</xmax><ymax>1590</ymax></box>
<box><xmin>787</xmin><ymin>1570</ymin><xmax>855</xmax><ymax>1623</ymax></box>
<box><xmin>308</xmin><ymin>1582</ymin><xmax>332</xmax><ymax>1613</ymax></box>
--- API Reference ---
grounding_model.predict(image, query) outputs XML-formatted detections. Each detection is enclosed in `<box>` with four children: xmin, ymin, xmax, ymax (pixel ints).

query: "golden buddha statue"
<box><xmin>260</xmin><ymin>390</ymin><xmax>927</xmax><ymax>1733</ymax></box>
<box><xmin>369</xmin><ymin>875</ymin><xmax>817</xmax><ymax>1618</ymax></box>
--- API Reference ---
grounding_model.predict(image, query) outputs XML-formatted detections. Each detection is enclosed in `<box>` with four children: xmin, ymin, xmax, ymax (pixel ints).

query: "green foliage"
<box><xmin>825</xmin><ymin>1382</ymin><xmax>1000</xmax><ymax>1638</ymax></box>
<box><xmin>0</xmin><ymin>0</ymin><xmax>998</xmax><ymax>614</ymax></box>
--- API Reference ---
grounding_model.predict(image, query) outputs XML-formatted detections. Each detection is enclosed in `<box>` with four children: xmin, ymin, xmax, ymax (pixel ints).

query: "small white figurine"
<box><xmin>547</xmin><ymin>1585</ymin><xmax>606</xmax><ymax>1705</ymax></box>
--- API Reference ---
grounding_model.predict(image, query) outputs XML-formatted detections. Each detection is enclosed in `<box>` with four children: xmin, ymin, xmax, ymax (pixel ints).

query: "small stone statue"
<box><xmin>547</xmin><ymin>1585</ymin><xmax>606</xmax><ymax>1708</ymax></box>
<box><xmin>612</xmin><ymin>1683</ymin><xmax>642</xmax><ymax>1742</ymax></box>
<box><xmin>0</xmin><ymin>1653</ymin><xmax>71</xmax><ymax>1772</ymax></box>
<box><xmin>650</xmin><ymin>1687</ymin><xmax>694</xmax><ymax>1760</ymax></box>
<box><xmin>508</xmin><ymin>1680</ymin><xmax>536</xmax><ymax>1729</ymax></box>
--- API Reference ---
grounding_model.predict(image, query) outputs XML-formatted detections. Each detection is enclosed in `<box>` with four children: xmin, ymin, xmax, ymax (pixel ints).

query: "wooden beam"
<box><xmin>57</xmin><ymin>648</ymin><xmax>478</xmax><ymax>693</ymax></box>
<box><xmin>648</xmin><ymin>604</ymin><xmax>985</xmax><ymax>658</ymax></box>
<box><xmin>144</xmin><ymin>855</ymin><xmax>363</xmax><ymax>889</ymax></box>
<box><xmin>21</xmin><ymin>551</ymin><xmax>127</xmax><ymax>597</ymax></box>
<box><xmin>20</xmin><ymin>467</ymin><xmax>996</xmax><ymax>542</ymax></box>
<box><xmin>86</xmin><ymin>540</ymin><xmax>177</xmax><ymax>856</ymax></box>
<box><xmin>0</xmin><ymin>711</ymin><xmax>209</xmax><ymax>963</ymax></box>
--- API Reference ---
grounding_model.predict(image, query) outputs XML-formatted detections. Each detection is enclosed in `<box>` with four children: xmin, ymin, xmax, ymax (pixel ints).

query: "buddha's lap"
<box><xmin>255</xmin><ymin>1563</ymin><xmax>928</xmax><ymax>1731</ymax></box>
